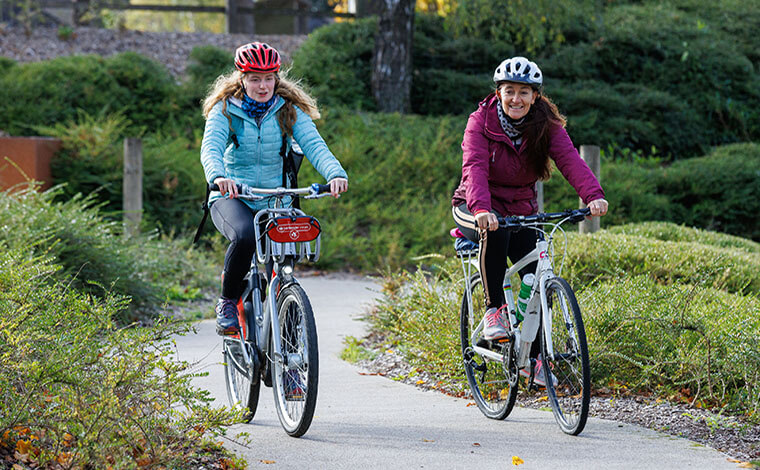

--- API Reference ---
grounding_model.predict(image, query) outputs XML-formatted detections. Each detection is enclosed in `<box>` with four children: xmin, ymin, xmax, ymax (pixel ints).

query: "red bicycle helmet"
<box><xmin>234</xmin><ymin>42</ymin><xmax>281</xmax><ymax>73</ymax></box>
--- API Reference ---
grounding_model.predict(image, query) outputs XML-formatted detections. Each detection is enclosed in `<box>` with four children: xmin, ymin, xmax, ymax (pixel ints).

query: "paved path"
<box><xmin>174</xmin><ymin>275</ymin><xmax>738</xmax><ymax>469</ymax></box>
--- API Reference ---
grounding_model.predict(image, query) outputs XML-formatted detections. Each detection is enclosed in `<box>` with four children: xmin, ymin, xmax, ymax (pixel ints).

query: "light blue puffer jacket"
<box><xmin>200</xmin><ymin>95</ymin><xmax>348</xmax><ymax>211</ymax></box>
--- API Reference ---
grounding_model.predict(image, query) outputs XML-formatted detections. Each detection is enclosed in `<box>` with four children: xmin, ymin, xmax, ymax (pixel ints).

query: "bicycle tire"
<box><xmin>460</xmin><ymin>273</ymin><xmax>518</xmax><ymax>420</ymax></box>
<box><xmin>539</xmin><ymin>277</ymin><xmax>590</xmax><ymax>435</ymax></box>
<box><xmin>271</xmin><ymin>284</ymin><xmax>319</xmax><ymax>437</ymax></box>
<box><xmin>223</xmin><ymin>338</ymin><xmax>261</xmax><ymax>423</ymax></box>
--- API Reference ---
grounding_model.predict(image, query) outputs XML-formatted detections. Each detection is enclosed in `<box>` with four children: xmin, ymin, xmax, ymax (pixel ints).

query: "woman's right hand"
<box><xmin>475</xmin><ymin>211</ymin><xmax>499</xmax><ymax>231</ymax></box>
<box><xmin>214</xmin><ymin>177</ymin><xmax>238</xmax><ymax>198</ymax></box>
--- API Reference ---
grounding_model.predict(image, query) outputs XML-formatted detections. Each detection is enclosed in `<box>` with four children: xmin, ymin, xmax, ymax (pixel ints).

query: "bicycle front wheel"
<box><xmin>460</xmin><ymin>273</ymin><xmax>518</xmax><ymax>420</ymax></box>
<box><xmin>223</xmin><ymin>338</ymin><xmax>260</xmax><ymax>423</ymax></box>
<box><xmin>540</xmin><ymin>277</ymin><xmax>590</xmax><ymax>435</ymax></box>
<box><xmin>272</xmin><ymin>284</ymin><xmax>319</xmax><ymax>437</ymax></box>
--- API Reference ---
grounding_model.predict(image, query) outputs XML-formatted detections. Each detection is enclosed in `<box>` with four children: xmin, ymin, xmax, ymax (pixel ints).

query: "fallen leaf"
<box><xmin>727</xmin><ymin>459</ymin><xmax>742</xmax><ymax>463</ymax></box>
<box><xmin>416</xmin><ymin>380</ymin><xmax>425</xmax><ymax>385</ymax></box>
<box><xmin>466</xmin><ymin>402</ymin><xmax>477</xmax><ymax>407</ymax></box>
<box><xmin>737</xmin><ymin>463</ymin><xmax>754</xmax><ymax>469</ymax></box>
<box><xmin>422</xmin><ymin>439</ymin><xmax>434</xmax><ymax>442</ymax></box>
<box><xmin>385</xmin><ymin>349</ymin><xmax>394</xmax><ymax>354</ymax></box>
<box><xmin>57</xmin><ymin>452</ymin><xmax>73</xmax><ymax>466</ymax></box>
<box><xmin>537</xmin><ymin>396</ymin><xmax>549</xmax><ymax>401</ymax></box>
<box><xmin>15</xmin><ymin>440</ymin><xmax>31</xmax><ymax>455</ymax></box>
<box><xmin>260</xmin><ymin>460</ymin><xmax>277</xmax><ymax>464</ymax></box>
<box><xmin>472</xmin><ymin>443</ymin><xmax>481</xmax><ymax>447</ymax></box>
<box><xmin>358</xmin><ymin>372</ymin><xmax>380</xmax><ymax>376</ymax></box>
<box><xmin>512</xmin><ymin>455</ymin><xmax>525</xmax><ymax>466</ymax></box>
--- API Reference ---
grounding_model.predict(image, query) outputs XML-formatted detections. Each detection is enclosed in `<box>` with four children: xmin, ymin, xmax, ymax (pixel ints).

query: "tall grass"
<box><xmin>368</xmin><ymin>222</ymin><xmax>760</xmax><ymax>418</ymax></box>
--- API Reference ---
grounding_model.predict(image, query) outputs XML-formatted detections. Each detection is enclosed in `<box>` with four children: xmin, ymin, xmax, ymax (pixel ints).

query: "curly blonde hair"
<box><xmin>202</xmin><ymin>69</ymin><xmax>320</xmax><ymax>137</ymax></box>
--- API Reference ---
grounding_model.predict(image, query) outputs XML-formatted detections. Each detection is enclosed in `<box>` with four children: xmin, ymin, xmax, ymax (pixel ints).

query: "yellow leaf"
<box><xmin>727</xmin><ymin>459</ymin><xmax>742</xmax><ymax>463</ymax></box>
<box><xmin>737</xmin><ymin>463</ymin><xmax>754</xmax><ymax>469</ymax></box>
<box><xmin>422</xmin><ymin>438</ymin><xmax>434</xmax><ymax>442</ymax></box>
<box><xmin>512</xmin><ymin>455</ymin><xmax>525</xmax><ymax>466</ymax></box>
<box><xmin>57</xmin><ymin>452</ymin><xmax>73</xmax><ymax>465</ymax></box>
<box><xmin>15</xmin><ymin>439</ymin><xmax>31</xmax><ymax>455</ymax></box>
<box><xmin>260</xmin><ymin>460</ymin><xmax>277</xmax><ymax>464</ymax></box>
<box><xmin>416</xmin><ymin>380</ymin><xmax>425</xmax><ymax>385</ymax></box>
<box><xmin>385</xmin><ymin>349</ymin><xmax>394</xmax><ymax>354</ymax></box>
<box><xmin>537</xmin><ymin>396</ymin><xmax>549</xmax><ymax>401</ymax></box>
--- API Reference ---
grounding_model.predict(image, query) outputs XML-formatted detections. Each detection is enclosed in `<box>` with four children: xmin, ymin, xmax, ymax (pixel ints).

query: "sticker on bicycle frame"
<box><xmin>267</xmin><ymin>216</ymin><xmax>321</xmax><ymax>243</ymax></box>
<box><xmin>539</xmin><ymin>250</ymin><xmax>549</xmax><ymax>259</ymax></box>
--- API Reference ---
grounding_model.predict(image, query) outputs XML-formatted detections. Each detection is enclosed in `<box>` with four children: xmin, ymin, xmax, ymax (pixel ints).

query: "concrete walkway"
<box><xmin>173</xmin><ymin>274</ymin><xmax>739</xmax><ymax>469</ymax></box>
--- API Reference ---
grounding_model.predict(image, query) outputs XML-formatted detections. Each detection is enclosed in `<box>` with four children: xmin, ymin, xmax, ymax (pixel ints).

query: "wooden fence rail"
<box><xmin>30</xmin><ymin>0</ymin><xmax>355</xmax><ymax>33</ymax></box>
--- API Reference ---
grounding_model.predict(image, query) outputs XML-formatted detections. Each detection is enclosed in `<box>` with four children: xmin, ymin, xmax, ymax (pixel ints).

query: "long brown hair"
<box><xmin>497</xmin><ymin>85</ymin><xmax>566</xmax><ymax>181</ymax></box>
<box><xmin>202</xmin><ymin>69</ymin><xmax>320</xmax><ymax>137</ymax></box>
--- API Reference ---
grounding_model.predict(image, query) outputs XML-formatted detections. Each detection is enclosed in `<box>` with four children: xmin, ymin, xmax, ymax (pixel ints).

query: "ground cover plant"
<box><xmin>0</xmin><ymin>184</ymin><xmax>215</xmax><ymax>321</ymax></box>
<box><xmin>364</xmin><ymin>222</ymin><xmax>760</xmax><ymax>419</ymax></box>
<box><xmin>0</xmin><ymin>187</ymin><xmax>244</xmax><ymax>468</ymax></box>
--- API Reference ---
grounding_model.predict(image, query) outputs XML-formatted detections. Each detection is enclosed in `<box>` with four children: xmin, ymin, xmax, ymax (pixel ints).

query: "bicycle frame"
<box><xmin>464</xmin><ymin>218</ymin><xmax>579</xmax><ymax>371</ymax></box>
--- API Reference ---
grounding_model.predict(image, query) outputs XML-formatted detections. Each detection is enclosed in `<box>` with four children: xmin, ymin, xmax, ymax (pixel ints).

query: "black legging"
<box><xmin>210</xmin><ymin>197</ymin><xmax>259</xmax><ymax>300</ymax></box>
<box><xmin>453</xmin><ymin>204</ymin><xmax>538</xmax><ymax>309</ymax></box>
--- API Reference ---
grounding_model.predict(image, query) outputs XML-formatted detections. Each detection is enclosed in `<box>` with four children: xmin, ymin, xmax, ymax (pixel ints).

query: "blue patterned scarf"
<box><xmin>241</xmin><ymin>94</ymin><xmax>277</xmax><ymax>120</ymax></box>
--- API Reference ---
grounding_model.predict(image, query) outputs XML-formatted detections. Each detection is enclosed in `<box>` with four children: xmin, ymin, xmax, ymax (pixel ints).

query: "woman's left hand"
<box><xmin>587</xmin><ymin>198</ymin><xmax>608</xmax><ymax>217</ymax></box>
<box><xmin>328</xmin><ymin>177</ymin><xmax>348</xmax><ymax>198</ymax></box>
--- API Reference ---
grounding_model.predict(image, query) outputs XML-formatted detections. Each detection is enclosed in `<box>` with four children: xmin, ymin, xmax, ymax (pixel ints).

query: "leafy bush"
<box><xmin>295</xmin><ymin>108</ymin><xmax>464</xmax><ymax>271</ymax></box>
<box><xmin>544</xmin><ymin>143</ymin><xmax>760</xmax><ymax>241</ymax></box>
<box><xmin>0</xmin><ymin>53</ymin><xmax>178</xmax><ymax>135</ymax></box>
<box><xmin>0</xmin><ymin>249</ymin><xmax>240</xmax><ymax>468</ymax></box>
<box><xmin>368</xmin><ymin>223</ymin><xmax>760</xmax><ymax>417</ymax></box>
<box><xmin>289</xmin><ymin>18</ymin><xmax>377</xmax><ymax>111</ymax></box>
<box><xmin>43</xmin><ymin>111</ymin><xmax>207</xmax><ymax>234</ymax></box>
<box><xmin>0</xmin><ymin>185</ymin><xmax>215</xmax><ymax>321</ymax></box>
<box><xmin>178</xmin><ymin>45</ymin><xmax>235</xmax><ymax>129</ymax></box>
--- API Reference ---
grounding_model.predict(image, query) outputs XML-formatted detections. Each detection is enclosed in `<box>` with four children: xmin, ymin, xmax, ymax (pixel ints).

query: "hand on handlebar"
<box><xmin>213</xmin><ymin>177</ymin><xmax>238</xmax><ymax>198</ymax></box>
<box><xmin>587</xmin><ymin>198</ymin><xmax>608</xmax><ymax>218</ymax></box>
<box><xmin>328</xmin><ymin>177</ymin><xmax>348</xmax><ymax>198</ymax></box>
<box><xmin>475</xmin><ymin>211</ymin><xmax>499</xmax><ymax>231</ymax></box>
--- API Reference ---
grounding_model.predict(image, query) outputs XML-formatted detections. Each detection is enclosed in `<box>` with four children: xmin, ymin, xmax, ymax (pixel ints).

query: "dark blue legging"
<box><xmin>210</xmin><ymin>197</ymin><xmax>259</xmax><ymax>300</ymax></box>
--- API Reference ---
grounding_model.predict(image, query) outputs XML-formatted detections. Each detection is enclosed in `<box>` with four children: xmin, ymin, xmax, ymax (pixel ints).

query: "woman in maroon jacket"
<box><xmin>452</xmin><ymin>56</ymin><xmax>608</xmax><ymax>349</ymax></box>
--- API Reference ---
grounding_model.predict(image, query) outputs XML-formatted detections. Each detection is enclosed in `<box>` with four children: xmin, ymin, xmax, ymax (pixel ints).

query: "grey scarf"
<box><xmin>497</xmin><ymin>103</ymin><xmax>525</xmax><ymax>147</ymax></box>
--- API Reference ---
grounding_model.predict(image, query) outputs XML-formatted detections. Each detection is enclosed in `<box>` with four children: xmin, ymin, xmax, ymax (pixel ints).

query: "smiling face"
<box><xmin>242</xmin><ymin>72</ymin><xmax>277</xmax><ymax>102</ymax></box>
<box><xmin>497</xmin><ymin>82</ymin><xmax>538</xmax><ymax>120</ymax></box>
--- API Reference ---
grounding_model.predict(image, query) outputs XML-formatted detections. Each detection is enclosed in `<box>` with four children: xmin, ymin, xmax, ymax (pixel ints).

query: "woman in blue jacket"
<box><xmin>200</xmin><ymin>42</ymin><xmax>348</xmax><ymax>335</ymax></box>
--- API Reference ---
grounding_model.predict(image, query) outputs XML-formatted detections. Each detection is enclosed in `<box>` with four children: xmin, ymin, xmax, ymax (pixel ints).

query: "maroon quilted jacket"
<box><xmin>452</xmin><ymin>93</ymin><xmax>605</xmax><ymax>216</ymax></box>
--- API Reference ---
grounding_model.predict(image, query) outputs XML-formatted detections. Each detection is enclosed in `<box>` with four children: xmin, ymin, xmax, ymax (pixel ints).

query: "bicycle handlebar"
<box><xmin>498</xmin><ymin>207</ymin><xmax>591</xmax><ymax>231</ymax></box>
<box><xmin>209</xmin><ymin>182</ymin><xmax>332</xmax><ymax>199</ymax></box>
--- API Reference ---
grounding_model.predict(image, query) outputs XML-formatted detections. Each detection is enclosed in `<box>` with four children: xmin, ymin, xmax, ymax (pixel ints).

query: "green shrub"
<box><xmin>562</xmin><ymin>231</ymin><xmax>760</xmax><ymax>295</ymax></box>
<box><xmin>43</xmin><ymin>111</ymin><xmax>207</xmax><ymax>234</ymax></box>
<box><xmin>368</xmin><ymin>223</ymin><xmax>760</xmax><ymax>417</ymax></box>
<box><xmin>289</xmin><ymin>18</ymin><xmax>377</xmax><ymax>111</ymax></box>
<box><xmin>0</xmin><ymin>56</ymin><xmax>15</xmax><ymax>78</ymax></box>
<box><xmin>0</xmin><ymin>53</ymin><xmax>178</xmax><ymax>135</ymax></box>
<box><xmin>582</xmin><ymin>276</ymin><xmax>760</xmax><ymax>414</ymax></box>
<box><xmin>662</xmin><ymin>143</ymin><xmax>760</xmax><ymax>240</ymax></box>
<box><xmin>296</xmin><ymin>108</ymin><xmax>464</xmax><ymax>271</ymax></box>
<box><xmin>0</xmin><ymin>185</ymin><xmax>215</xmax><ymax>321</ymax></box>
<box><xmin>178</xmin><ymin>45</ymin><xmax>235</xmax><ymax>128</ymax></box>
<box><xmin>0</xmin><ymin>250</ymin><xmax>239</xmax><ymax>468</ymax></box>
<box><xmin>606</xmin><ymin>221</ymin><xmax>760</xmax><ymax>254</ymax></box>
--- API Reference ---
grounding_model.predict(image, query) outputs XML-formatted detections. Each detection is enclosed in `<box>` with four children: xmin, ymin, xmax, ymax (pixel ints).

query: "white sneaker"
<box><xmin>520</xmin><ymin>355</ymin><xmax>558</xmax><ymax>388</ymax></box>
<box><xmin>482</xmin><ymin>307</ymin><xmax>508</xmax><ymax>340</ymax></box>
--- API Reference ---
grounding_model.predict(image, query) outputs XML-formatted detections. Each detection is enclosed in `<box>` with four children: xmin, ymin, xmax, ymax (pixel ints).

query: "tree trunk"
<box><xmin>371</xmin><ymin>0</ymin><xmax>415</xmax><ymax>114</ymax></box>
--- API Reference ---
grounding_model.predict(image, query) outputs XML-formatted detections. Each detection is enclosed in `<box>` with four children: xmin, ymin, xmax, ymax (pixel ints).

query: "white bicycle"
<box><xmin>455</xmin><ymin>208</ymin><xmax>591</xmax><ymax>435</ymax></box>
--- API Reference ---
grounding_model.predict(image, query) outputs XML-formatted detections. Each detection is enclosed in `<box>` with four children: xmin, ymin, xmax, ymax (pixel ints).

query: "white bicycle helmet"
<box><xmin>493</xmin><ymin>56</ymin><xmax>543</xmax><ymax>89</ymax></box>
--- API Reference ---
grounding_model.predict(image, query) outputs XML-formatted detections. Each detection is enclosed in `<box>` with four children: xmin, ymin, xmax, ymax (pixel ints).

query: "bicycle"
<box><xmin>213</xmin><ymin>182</ymin><xmax>332</xmax><ymax>437</ymax></box>
<box><xmin>455</xmin><ymin>208</ymin><xmax>592</xmax><ymax>435</ymax></box>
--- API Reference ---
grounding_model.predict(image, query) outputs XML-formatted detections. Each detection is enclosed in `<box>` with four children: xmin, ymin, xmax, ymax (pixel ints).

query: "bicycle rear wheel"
<box><xmin>540</xmin><ymin>277</ymin><xmax>590</xmax><ymax>435</ymax></box>
<box><xmin>460</xmin><ymin>273</ymin><xmax>518</xmax><ymax>420</ymax></box>
<box><xmin>223</xmin><ymin>338</ymin><xmax>260</xmax><ymax>422</ymax></box>
<box><xmin>272</xmin><ymin>284</ymin><xmax>319</xmax><ymax>437</ymax></box>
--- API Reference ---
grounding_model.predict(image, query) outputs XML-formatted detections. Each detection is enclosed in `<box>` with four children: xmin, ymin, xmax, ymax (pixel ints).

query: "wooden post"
<box><xmin>536</xmin><ymin>181</ymin><xmax>544</xmax><ymax>212</ymax></box>
<box><xmin>579</xmin><ymin>145</ymin><xmax>601</xmax><ymax>234</ymax></box>
<box><xmin>226</xmin><ymin>0</ymin><xmax>255</xmax><ymax>34</ymax></box>
<box><xmin>123</xmin><ymin>138</ymin><xmax>143</xmax><ymax>237</ymax></box>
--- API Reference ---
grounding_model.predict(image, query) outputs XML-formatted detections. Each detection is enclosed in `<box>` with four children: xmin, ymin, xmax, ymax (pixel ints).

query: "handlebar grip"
<box><xmin>312</xmin><ymin>183</ymin><xmax>332</xmax><ymax>194</ymax></box>
<box><xmin>209</xmin><ymin>183</ymin><xmax>243</xmax><ymax>193</ymax></box>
